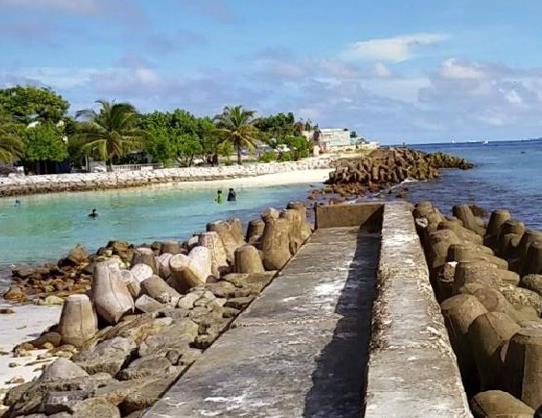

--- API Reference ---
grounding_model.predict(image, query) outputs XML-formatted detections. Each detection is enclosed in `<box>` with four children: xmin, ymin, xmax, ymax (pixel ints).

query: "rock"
<box><xmin>261</xmin><ymin>207</ymin><xmax>279</xmax><ymax>221</ymax></box>
<box><xmin>138</xmin><ymin>319</ymin><xmax>199</xmax><ymax>357</ymax></box>
<box><xmin>234</xmin><ymin>245</ymin><xmax>265</xmax><ymax>274</ymax></box>
<box><xmin>131</xmin><ymin>247</ymin><xmax>158</xmax><ymax>274</ymax></box>
<box><xmin>62</xmin><ymin>244</ymin><xmax>88</xmax><ymax>266</ymax></box>
<box><xmin>119</xmin><ymin>372</ymin><xmax>178</xmax><ymax>415</ymax></box>
<box><xmin>58</xmin><ymin>294</ymin><xmax>98</xmax><ymax>347</ymax></box>
<box><xmin>155</xmin><ymin>253</ymin><xmax>173</xmax><ymax>279</ymax></box>
<box><xmin>99</xmin><ymin>315</ymin><xmax>172</xmax><ymax>347</ymax></box>
<box><xmin>130</xmin><ymin>263</ymin><xmax>154</xmax><ymax>283</ymax></box>
<box><xmin>3</xmin><ymin>285</ymin><xmax>26</xmax><ymax>302</ymax></box>
<box><xmin>225</xmin><ymin>296</ymin><xmax>255</xmax><ymax>309</ymax></box>
<box><xmin>260</xmin><ymin>217</ymin><xmax>292</xmax><ymax>270</ymax></box>
<box><xmin>37</xmin><ymin>295</ymin><xmax>65</xmax><ymax>306</ymax></box>
<box><xmin>198</xmin><ymin>231</ymin><xmax>228</xmax><ymax>277</ymax></box>
<box><xmin>0</xmin><ymin>307</ymin><xmax>15</xmax><ymax>314</ymax></box>
<box><xmin>117</xmin><ymin>355</ymin><xmax>174</xmax><ymax>380</ymax></box>
<box><xmin>72</xmin><ymin>397</ymin><xmax>121</xmax><ymax>418</ymax></box>
<box><xmin>135</xmin><ymin>295</ymin><xmax>165</xmax><ymax>313</ymax></box>
<box><xmin>205</xmin><ymin>280</ymin><xmax>239</xmax><ymax>298</ymax></box>
<box><xmin>141</xmin><ymin>275</ymin><xmax>180</xmax><ymax>305</ymax></box>
<box><xmin>40</xmin><ymin>358</ymin><xmax>88</xmax><ymax>382</ymax></box>
<box><xmin>29</xmin><ymin>332</ymin><xmax>62</xmax><ymax>349</ymax></box>
<box><xmin>177</xmin><ymin>292</ymin><xmax>201</xmax><ymax>310</ymax></box>
<box><xmin>73</xmin><ymin>336</ymin><xmax>136</xmax><ymax>376</ymax></box>
<box><xmin>521</xmin><ymin>241</ymin><xmax>542</xmax><ymax>276</ymax></box>
<box><xmin>92</xmin><ymin>262</ymin><xmax>134</xmax><ymax>324</ymax></box>
<box><xmin>169</xmin><ymin>247</ymin><xmax>212</xmax><ymax>291</ymax></box>
<box><xmin>471</xmin><ymin>390</ymin><xmax>534</xmax><ymax>418</ymax></box>
<box><xmin>43</xmin><ymin>390</ymin><xmax>89</xmax><ymax>415</ymax></box>
<box><xmin>223</xmin><ymin>272</ymin><xmax>276</xmax><ymax>295</ymax></box>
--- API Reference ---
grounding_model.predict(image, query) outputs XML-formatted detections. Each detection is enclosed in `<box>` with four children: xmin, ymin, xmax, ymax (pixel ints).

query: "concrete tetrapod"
<box><xmin>92</xmin><ymin>262</ymin><xmax>134</xmax><ymax>324</ymax></box>
<box><xmin>169</xmin><ymin>246</ymin><xmax>212</xmax><ymax>291</ymax></box>
<box><xmin>439</xmin><ymin>220</ymin><xmax>483</xmax><ymax>245</ymax></box>
<box><xmin>120</xmin><ymin>269</ymin><xmax>141</xmax><ymax>298</ymax></box>
<box><xmin>130</xmin><ymin>263</ymin><xmax>154</xmax><ymax>283</ymax></box>
<box><xmin>234</xmin><ymin>245</ymin><xmax>265</xmax><ymax>274</ymax></box>
<box><xmin>470</xmin><ymin>390</ymin><xmax>534</xmax><ymax>418</ymax></box>
<box><xmin>260</xmin><ymin>216</ymin><xmax>292</xmax><ymax>271</ymax></box>
<box><xmin>207</xmin><ymin>221</ymin><xmax>243</xmax><ymax>264</ymax></box>
<box><xmin>497</xmin><ymin>221</ymin><xmax>525</xmax><ymax>259</ymax></box>
<box><xmin>160</xmin><ymin>240</ymin><xmax>182</xmax><ymax>255</ymax></box>
<box><xmin>198</xmin><ymin>231</ymin><xmax>228</xmax><ymax>277</ymax></box>
<box><xmin>141</xmin><ymin>275</ymin><xmax>180</xmax><ymax>305</ymax></box>
<box><xmin>441</xmin><ymin>294</ymin><xmax>488</xmax><ymax>393</ymax></box>
<box><xmin>453</xmin><ymin>261</ymin><xmax>501</xmax><ymax>295</ymax></box>
<box><xmin>521</xmin><ymin>241</ymin><xmax>542</xmax><ymax>276</ymax></box>
<box><xmin>58</xmin><ymin>294</ymin><xmax>98</xmax><ymax>347</ymax></box>
<box><xmin>485</xmin><ymin>209</ymin><xmax>512</xmax><ymax>248</ymax></box>
<box><xmin>453</xmin><ymin>204</ymin><xmax>486</xmax><ymax>236</ymax></box>
<box><xmin>155</xmin><ymin>253</ymin><xmax>173</xmax><ymax>280</ymax></box>
<box><xmin>504</xmin><ymin>327</ymin><xmax>542</xmax><ymax>409</ymax></box>
<box><xmin>246</xmin><ymin>219</ymin><xmax>265</xmax><ymax>245</ymax></box>
<box><xmin>131</xmin><ymin>247</ymin><xmax>158</xmax><ymax>274</ymax></box>
<box><xmin>286</xmin><ymin>201</ymin><xmax>312</xmax><ymax>242</ymax></box>
<box><xmin>467</xmin><ymin>312</ymin><xmax>521</xmax><ymax>390</ymax></box>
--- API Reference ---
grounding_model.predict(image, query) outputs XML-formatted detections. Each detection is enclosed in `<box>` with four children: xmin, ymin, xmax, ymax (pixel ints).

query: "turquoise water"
<box><xmin>0</xmin><ymin>183</ymin><xmax>312</xmax><ymax>272</ymax></box>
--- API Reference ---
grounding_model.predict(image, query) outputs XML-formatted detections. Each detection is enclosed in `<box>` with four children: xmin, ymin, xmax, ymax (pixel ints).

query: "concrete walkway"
<box><xmin>145</xmin><ymin>227</ymin><xmax>379</xmax><ymax>418</ymax></box>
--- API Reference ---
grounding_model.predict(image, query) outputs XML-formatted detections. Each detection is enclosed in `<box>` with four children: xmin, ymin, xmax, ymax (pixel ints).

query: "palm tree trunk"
<box><xmin>107</xmin><ymin>159</ymin><xmax>113</xmax><ymax>172</ymax></box>
<box><xmin>237</xmin><ymin>144</ymin><xmax>242</xmax><ymax>165</ymax></box>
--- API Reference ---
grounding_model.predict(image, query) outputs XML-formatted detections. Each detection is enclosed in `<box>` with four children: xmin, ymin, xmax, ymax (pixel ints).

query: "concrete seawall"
<box><xmin>365</xmin><ymin>202</ymin><xmax>472</xmax><ymax>417</ymax></box>
<box><xmin>0</xmin><ymin>158</ymin><xmax>334</xmax><ymax>197</ymax></box>
<box><xmin>142</xmin><ymin>202</ymin><xmax>472</xmax><ymax>417</ymax></box>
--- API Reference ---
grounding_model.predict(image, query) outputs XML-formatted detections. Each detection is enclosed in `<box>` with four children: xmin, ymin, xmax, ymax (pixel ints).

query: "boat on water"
<box><xmin>482</xmin><ymin>140</ymin><xmax>489</xmax><ymax>144</ymax></box>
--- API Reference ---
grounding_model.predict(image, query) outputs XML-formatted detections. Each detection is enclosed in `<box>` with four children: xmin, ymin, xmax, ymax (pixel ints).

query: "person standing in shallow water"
<box><xmin>215</xmin><ymin>190</ymin><xmax>223</xmax><ymax>204</ymax></box>
<box><xmin>88</xmin><ymin>208</ymin><xmax>98</xmax><ymax>218</ymax></box>
<box><xmin>227</xmin><ymin>188</ymin><xmax>237</xmax><ymax>202</ymax></box>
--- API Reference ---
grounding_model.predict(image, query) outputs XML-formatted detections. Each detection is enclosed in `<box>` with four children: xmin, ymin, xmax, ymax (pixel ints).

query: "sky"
<box><xmin>2</xmin><ymin>1</ymin><xmax>542</xmax><ymax>144</ymax></box>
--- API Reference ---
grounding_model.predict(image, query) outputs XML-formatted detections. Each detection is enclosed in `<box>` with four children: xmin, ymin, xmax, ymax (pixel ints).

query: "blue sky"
<box><xmin>2</xmin><ymin>0</ymin><xmax>542</xmax><ymax>143</ymax></box>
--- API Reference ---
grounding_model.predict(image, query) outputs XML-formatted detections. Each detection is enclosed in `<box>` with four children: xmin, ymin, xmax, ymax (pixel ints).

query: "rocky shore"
<box><xmin>0</xmin><ymin>158</ymin><xmax>334</xmax><ymax>198</ymax></box>
<box><xmin>311</xmin><ymin>147</ymin><xmax>472</xmax><ymax>199</ymax></box>
<box><xmin>0</xmin><ymin>201</ymin><xmax>312</xmax><ymax>417</ymax></box>
<box><xmin>414</xmin><ymin>201</ymin><xmax>542</xmax><ymax>416</ymax></box>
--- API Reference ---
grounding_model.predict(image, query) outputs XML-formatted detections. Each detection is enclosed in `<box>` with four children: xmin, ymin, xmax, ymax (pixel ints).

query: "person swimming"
<box><xmin>227</xmin><ymin>188</ymin><xmax>237</xmax><ymax>202</ymax></box>
<box><xmin>88</xmin><ymin>208</ymin><xmax>98</xmax><ymax>218</ymax></box>
<box><xmin>215</xmin><ymin>190</ymin><xmax>223</xmax><ymax>204</ymax></box>
<box><xmin>14</xmin><ymin>199</ymin><xmax>21</xmax><ymax>207</ymax></box>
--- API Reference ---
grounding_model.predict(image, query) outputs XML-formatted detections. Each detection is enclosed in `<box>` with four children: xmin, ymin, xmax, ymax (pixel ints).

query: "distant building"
<box><xmin>319</xmin><ymin>128</ymin><xmax>351</xmax><ymax>150</ymax></box>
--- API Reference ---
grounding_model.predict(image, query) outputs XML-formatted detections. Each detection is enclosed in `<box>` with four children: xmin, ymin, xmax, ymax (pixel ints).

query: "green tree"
<box><xmin>23</xmin><ymin>122</ymin><xmax>67</xmax><ymax>173</ymax></box>
<box><xmin>145</xmin><ymin>126</ymin><xmax>177</xmax><ymax>166</ymax></box>
<box><xmin>0</xmin><ymin>86</ymin><xmax>69</xmax><ymax>125</ymax></box>
<box><xmin>74</xmin><ymin>100</ymin><xmax>146</xmax><ymax>171</ymax></box>
<box><xmin>214</xmin><ymin>105</ymin><xmax>259</xmax><ymax>165</ymax></box>
<box><xmin>177</xmin><ymin>133</ymin><xmax>203</xmax><ymax>167</ymax></box>
<box><xmin>0</xmin><ymin>112</ymin><xmax>24</xmax><ymax>164</ymax></box>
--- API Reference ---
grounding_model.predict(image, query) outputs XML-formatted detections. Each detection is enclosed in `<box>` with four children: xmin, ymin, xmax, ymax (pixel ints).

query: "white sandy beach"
<box><xmin>0</xmin><ymin>303</ymin><xmax>61</xmax><ymax>405</ymax></box>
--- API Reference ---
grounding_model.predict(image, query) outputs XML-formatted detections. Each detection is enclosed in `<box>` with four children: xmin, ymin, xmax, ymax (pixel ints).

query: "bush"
<box><xmin>258</xmin><ymin>151</ymin><xmax>276</xmax><ymax>163</ymax></box>
<box><xmin>277</xmin><ymin>151</ymin><xmax>292</xmax><ymax>162</ymax></box>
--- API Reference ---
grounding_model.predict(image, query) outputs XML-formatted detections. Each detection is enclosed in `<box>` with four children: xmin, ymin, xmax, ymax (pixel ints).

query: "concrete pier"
<box><xmin>145</xmin><ymin>228</ymin><xmax>379</xmax><ymax>416</ymax></box>
<box><xmin>144</xmin><ymin>202</ymin><xmax>472</xmax><ymax>417</ymax></box>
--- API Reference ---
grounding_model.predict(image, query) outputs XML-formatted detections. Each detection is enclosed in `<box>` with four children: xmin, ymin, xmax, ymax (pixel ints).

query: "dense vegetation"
<box><xmin>0</xmin><ymin>86</ymin><xmax>316</xmax><ymax>173</ymax></box>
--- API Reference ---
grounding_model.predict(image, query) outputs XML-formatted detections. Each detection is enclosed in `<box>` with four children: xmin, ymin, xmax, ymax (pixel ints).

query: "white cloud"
<box><xmin>372</xmin><ymin>63</ymin><xmax>392</xmax><ymax>78</ymax></box>
<box><xmin>439</xmin><ymin>58</ymin><xmax>486</xmax><ymax>80</ymax></box>
<box><xmin>340</xmin><ymin>33</ymin><xmax>448</xmax><ymax>63</ymax></box>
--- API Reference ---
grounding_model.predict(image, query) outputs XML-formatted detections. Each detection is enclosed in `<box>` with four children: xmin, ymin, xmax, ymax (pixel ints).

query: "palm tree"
<box><xmin>74</xmin><ymin>100</ymin><xmax>146</xmax><ymax>171</ymax></box>
<box><xmin>0</xmin><ymin>113</ymin><xmax>23</xmax><ymax>164</ymax></box>
<box><xmin>214</xmin><ymin>105</ymin><xmax>259</xmax><ymax>165</ymax></box>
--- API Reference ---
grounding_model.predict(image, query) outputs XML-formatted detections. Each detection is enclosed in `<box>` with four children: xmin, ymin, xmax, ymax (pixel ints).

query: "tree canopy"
<box><xmin>215</xmin><ymin>105</ymin><xmax>259</xmax><ymax>165</ymax></box>
<box><xmin>0</xmin><ymin>86</ymin><xmax>69</xmax><ymax>125</ymax></box>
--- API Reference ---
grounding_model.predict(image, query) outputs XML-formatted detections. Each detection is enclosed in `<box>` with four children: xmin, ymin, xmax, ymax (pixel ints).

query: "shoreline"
<box><xmin>0</xmin><ymin>158</ymin><xmax>335</xmax><ymax>198</ymax></box>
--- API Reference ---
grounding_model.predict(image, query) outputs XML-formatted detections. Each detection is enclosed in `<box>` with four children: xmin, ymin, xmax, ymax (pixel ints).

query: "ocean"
<box><xmin>1</xmin><ymin>139</ymin><xmax>541</xmax><ymax>287</ymax></box>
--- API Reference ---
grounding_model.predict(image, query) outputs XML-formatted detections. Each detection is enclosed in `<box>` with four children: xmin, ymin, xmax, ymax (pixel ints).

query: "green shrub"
<box><xmin>258</xmin><ymin>151</ymin><xmax>276</xmax><ymax>163</ymax></box>
<box><xmin>277</xmin><ymin>151</ymin><xmax>292</xmax><ymax>162</ymax></box>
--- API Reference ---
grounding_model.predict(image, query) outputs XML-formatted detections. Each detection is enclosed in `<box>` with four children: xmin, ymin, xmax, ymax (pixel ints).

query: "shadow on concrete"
<box><xmin>303</xmin><ymin>228</ymin><xmax>380</xmax><ymax>418</ymax></box>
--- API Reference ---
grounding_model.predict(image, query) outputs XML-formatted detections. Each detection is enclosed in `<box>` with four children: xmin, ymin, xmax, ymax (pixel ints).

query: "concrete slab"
<box><xmin>144</xmin><ymin>227</ymin><xmax>379</xmax><ymax>418</ymax></box>
<box><xmin>365</xmin><ymin>201</ymin><xmax>472</xmax><ymax>418</ymax></box>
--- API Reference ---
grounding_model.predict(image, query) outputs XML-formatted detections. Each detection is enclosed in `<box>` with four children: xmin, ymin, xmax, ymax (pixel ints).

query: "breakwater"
<box><xmin>1</xmin><ymin>201</ymin><xmax>314</xmax><ymax>417</ymax></box>
<box><xmin>0</xmin><ymin>158</ymin><xmax>334</xmax><ymax>197</ymax></box>
<box><xmin>415</xmin><ymin>201</ymin><xmax>542</xmax><ymax>416</ymax></box>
